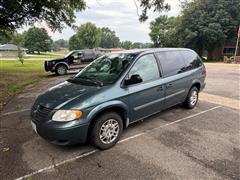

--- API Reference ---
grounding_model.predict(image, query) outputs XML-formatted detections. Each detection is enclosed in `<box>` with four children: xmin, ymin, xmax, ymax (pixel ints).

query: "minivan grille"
<box><xmin>31</xmin><ymin>105</ymin><xmax>53</xmax><ymax>123</ymax></box>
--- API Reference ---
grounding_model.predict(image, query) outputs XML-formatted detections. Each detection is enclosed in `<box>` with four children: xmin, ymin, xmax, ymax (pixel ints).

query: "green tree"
<box><xmin>100</xmin><ymin>27</ymin><xmax>120</xmax><ymax>48</ymax></box>
<box><xmin>24</xmin><ymin>27</ymin><xmax>53</xmax><ymax>53</ymax></box>
<box><xmin>0</xmin><ymin>0</ymin><xmax>86</xmax><ymax>31</ymax></box>
<box><xmin>0</xmin><ymin>31</ymin><xmax>11</xmax><ymax>44</ymax></box>
<box><xmin>149</xmin><ymin>15</ymin><xmax>180</xmax><ymax>47</ymax></box>
<box><xmin>179</xmin><ymin>0</ymin><xmax>240</xmax><ymax>59</ymax></box>
<box><xmin>75</xmin><ymin>22</ymin><xmax>101</xmax><ymax>49</ymax></box>
<box><xmin>143</xmin><ymin>43</ymin><xmax>153</xmax><ymax>48</ymax></box>
<box><xmin>136</xmin><ymin>0</ymin><xmax>170</xmax><ymax>22</ymax></box>
<box><xmin>53</xmin><ymin>39</ymin><xmax>69</xmax><ymax>51</ymax></box>
<box><xmin>69</xmin><ymin>23</ymin><xmax>107</xmax><ymax>50</ymax></box>
<box><xmin>69</xmin><ymin>34</ymin><xmax>81</xmax><ymax>50</ymax></box>
<box><xmin>0</xmin><ymin>0</ymin><xmax>172</xmax><ymax>32</ymax></box>
<box><xmin>132</xmin><ymin>42</ymin><xmax>144</xmax><ymax>49</ymax></box>
<box><xmin>121</xmin><ymin>41</ymin><xmax>133</xmax><ymax>49</ymax></box>
<box><xmin>11</xmin><ymin>33</ymin><xmax>25</xmax><ymax>63</ymax></box>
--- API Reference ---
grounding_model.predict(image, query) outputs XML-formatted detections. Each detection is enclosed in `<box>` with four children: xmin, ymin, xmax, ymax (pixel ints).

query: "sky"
<box><xmin>34</xmin><ymin>0</ymin><xmax>181</xmax><ymax>43</ymax></box>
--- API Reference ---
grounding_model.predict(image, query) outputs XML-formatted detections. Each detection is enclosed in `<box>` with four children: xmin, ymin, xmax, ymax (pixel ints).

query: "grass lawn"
<box><xmin>25</xmin><ymin>53</ymin><xmax>64</xmax><ymax>58</ymax></box>
<box><xmin>0</xmin><ymin>52</ymin><xmax>64</xmax><ymax>59</ymax></box>
<box><xmin>0</xmin><ymin>60</ymin><xmax>48</xmax><ymax>111</ymax></box>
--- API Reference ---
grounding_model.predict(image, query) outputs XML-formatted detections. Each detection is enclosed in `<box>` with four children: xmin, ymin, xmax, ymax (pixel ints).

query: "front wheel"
<box><xmin>90</xmin><ymin>112</ymin><xmax>123</xmax><ymax>150</ymax></box>
<box><xmin>184</xmin><ymin>87</ymin><xmax>199</xmax><ymax>109</ymax></box>
<box><xmin>55</xmin><ymin>64</ymin><xmax>67</xmax><ymax>75</ymax></box>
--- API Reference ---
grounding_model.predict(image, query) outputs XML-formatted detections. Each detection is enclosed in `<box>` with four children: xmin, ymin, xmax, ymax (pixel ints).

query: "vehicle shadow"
<box><xmin>34</xmin><ymin>100</ymin><xmax>214</xmax><ymax>167</ymax></box>
<box><xmin>53</xmin><ymin>104</ymin><xmax>186</xmax><ymax>152</ymax></box>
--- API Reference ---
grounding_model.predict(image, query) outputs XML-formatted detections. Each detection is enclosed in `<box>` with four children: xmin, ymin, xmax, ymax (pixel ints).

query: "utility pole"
<box><xmin>234</xmin><ymin>25</ymin><xmax>240</xmax><ymax>62</ymax></box>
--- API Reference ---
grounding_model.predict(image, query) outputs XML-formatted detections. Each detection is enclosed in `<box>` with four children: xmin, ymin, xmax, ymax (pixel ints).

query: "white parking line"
<box><xmin>15</xmin><ymin>105</ymin><xmax>222</xmax><ymax>180</ymax></box>
<box><xmin>118</xmin><ymin>105</ymin><xmax>222</xmax><ymax>142</ymax></box>
<box><xmin>0</xmin><ymin>109</ymin><xmax>30</xmax><ymax>117</ymax></box>
<box><xmin>15</xmin><ymin>150</ymin><xmax>98</xmax><ymax>180</ymax></box>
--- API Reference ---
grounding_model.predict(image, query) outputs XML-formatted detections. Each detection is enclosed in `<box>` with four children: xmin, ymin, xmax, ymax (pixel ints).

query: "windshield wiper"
<box><xmin>76</xmin><ymin>76</ymin><xmax>103</xmax><ymax>87</ymax></box>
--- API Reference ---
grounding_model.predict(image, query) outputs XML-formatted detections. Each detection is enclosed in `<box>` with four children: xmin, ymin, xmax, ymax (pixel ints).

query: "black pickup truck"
<box><xmin>44</xmin><ymin>50</ymin><xmax>100</xmax><ymax>75</ymax></box>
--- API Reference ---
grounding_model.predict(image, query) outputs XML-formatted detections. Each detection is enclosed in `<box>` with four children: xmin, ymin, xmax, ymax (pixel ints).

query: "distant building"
<box><xmin>99</xmin><ymin>48</ymin><xmax>125</xmax><ymax>53</ymax></box>
<box><xmin>58</xmin><ymin>47</ymin><xmax>68</xmax><ymax>53</ymax></box>
<box><xmin>212</xmin><ymin>40</ymin><xmax>240</xmax><ymax>60</ymax></box>
<box><xmin>0</xmin><ymin>44</ymin><xmax>26</xmax><ymax>57</ymax></box>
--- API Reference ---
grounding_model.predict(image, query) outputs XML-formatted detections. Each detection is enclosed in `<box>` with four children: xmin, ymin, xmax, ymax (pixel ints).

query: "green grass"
<box><xmin>0</xmin><ymin>60</ymin><xmax>44</xmax><ymax>72</ymax></box>
<box><xmin>0</xmin><ymin>60</ymin><xmax>47</xmax><ymax>110</ymax></box>
<box><xmin>0</xmin><ymin>52</ymin><xmax>64</xmax><ymax>59</ymax></box>
<box><xmin>25</xmin><ymin>53</ymin><xmax>63</xmax><ymax>58</ymax></box>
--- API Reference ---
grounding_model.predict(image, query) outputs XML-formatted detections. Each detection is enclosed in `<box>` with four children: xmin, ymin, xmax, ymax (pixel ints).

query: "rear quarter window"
<box><xmin>156</xmin><ymin>51</ymin><xmax>186</xmax><ymax>77</ymax></box>
<box><xmin>180</xmin><ymin>50</ymin><xmax>202</xmax><ymax>70</ymax></box>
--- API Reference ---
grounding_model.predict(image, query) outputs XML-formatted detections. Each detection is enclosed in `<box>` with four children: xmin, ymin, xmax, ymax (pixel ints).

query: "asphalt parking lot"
<box><xmin>0</xmin><ymin>63</ymin><xmax>239</xmax><ymax>180</ymax></box>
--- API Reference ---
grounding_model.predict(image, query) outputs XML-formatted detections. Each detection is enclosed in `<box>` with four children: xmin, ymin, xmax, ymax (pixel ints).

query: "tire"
<box><xmin>184</xmin><ymin>87</ymin><xmax>199</xmax><ymax>109</ymax></box>
<box><xmin>55</xmin><ymin>64</ymin><xmax>67</xmax><ymax>75</ymax></box>
<box><xmin>90</xmin><ymin>112</ymin><xmax>123</xmax><ymax>150</ymax></box>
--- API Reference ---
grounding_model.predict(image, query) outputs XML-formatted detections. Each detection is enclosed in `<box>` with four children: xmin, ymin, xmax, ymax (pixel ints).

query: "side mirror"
<box><xmin>124</xmin><ymin>74</ymin><xmax>143</xmax><ymax>86</ymax></box>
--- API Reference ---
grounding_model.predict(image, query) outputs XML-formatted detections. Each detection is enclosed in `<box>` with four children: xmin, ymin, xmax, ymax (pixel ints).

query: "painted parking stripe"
<box><xmin>200</xmin><ymin>93</ymin><xmax>240</xmax><ymax>110</ymax></box>
<box><xmin>119</xmin><ymin>105</ymin><xmax>222</xmax><ymax>142</ymax></box>
<box><xmin>15</xmin><ymin>105</ymin><xmax>222</xmax><ymax>180</ymax></box>
<box><xmin>15</xmin><ymin>150</ymin><xmax>98</xmax><ymax>180</ymax></box>
<box><xmin>0</xmin><ymin>109</ymin><xmax>30</xmax><ymax>117</ymax></box>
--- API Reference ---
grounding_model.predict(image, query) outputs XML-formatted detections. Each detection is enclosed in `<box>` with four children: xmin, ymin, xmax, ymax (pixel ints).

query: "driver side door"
<box><xmin>126</xmin><ymin>54</ymin><xmax>165</xmax><ymax>122</ymax></box>
<box><xmin>69</xmin><ymin>52</ymin><xmax>83</xmax><ymax>69</ymax></box>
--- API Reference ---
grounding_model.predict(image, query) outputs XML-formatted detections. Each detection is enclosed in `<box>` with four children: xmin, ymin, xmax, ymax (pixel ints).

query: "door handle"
<box><xmin>157</xmin><ymin>86</ymin><xmax>164</xmax><ymax>91</ymax></box>
<box><xmin>166</xmin><ymin>83</ymin><xmax>173</xmax><ymax>89</ymax></box>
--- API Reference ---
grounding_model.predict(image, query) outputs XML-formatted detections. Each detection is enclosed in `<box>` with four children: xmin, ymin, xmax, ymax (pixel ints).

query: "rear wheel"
<box><xmin>90</xmin><ymin>112</ymin><xmax>123</xmax><ymax>150</ymax></box>
<box><xmin>55</xmin><ymin>64</ymin><xmax>67</xmax><ymax>75</ymax></box>
<box><xmin>184</xmin><ymin>87</ymin><xmax>199</xmax><ymax>109</ymax></box>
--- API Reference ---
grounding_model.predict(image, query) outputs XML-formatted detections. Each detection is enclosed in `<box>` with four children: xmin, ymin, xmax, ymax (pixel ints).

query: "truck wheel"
<box><xmin>55</xmin><ymin>64</ymin><xmax>67</xmax><ymax>75</ymax></box>
<box><xmin>184</xmin><ymin>87</ymin><xmax>199</xmax><ymax>109</ymax></box>
<box><xmin>90</xmin><ymin>112</ymin><xmax>123</xmax><ymax>150</ymax></box>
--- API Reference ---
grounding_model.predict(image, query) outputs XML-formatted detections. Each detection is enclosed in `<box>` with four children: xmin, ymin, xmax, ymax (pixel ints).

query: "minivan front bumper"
<box><xmin>31</xmin><ymin>120</ymin><xmax>89</xmax><ymax>145</ymax></box>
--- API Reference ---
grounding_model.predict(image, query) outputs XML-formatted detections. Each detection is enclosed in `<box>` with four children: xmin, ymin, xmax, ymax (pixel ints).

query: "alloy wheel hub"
<box><xmin>99</xmin><ymin>119</ymin><xmax>119</xmax><ymax>144</ymax></box>
<box><xmin>190</xmin><ymin>90</ymin><xmax>198</xmax><ymax>106</ymax></box>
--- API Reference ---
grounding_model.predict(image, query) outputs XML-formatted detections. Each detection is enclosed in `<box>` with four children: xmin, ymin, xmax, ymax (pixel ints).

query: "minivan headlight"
<box><xmin>52</xmin><ymin>110</ymin><xmax>82</xmax><ymax>122</ymax></box>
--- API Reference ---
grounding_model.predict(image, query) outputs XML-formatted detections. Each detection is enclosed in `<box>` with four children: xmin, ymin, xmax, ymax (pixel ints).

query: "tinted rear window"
<box><xmin>180</xmin><ymin>50</ymin><xmax>202</xmax><ymax>70</ymax></box>
<box><xmin>156</xmin><ymin>51</ymin><xmax>186</xmax><ymax>77</ymax></box>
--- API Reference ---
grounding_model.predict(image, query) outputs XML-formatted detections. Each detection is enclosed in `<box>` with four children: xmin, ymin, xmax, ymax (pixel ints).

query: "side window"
<box><xmin>72</xmin><ymin>52</ymin><xmax>80</xmax><ymax>60</ymax></box>
<box><xmin>128</xmin><ymin>54</ymin><xmax>160</xmax><ymax>83</ymax></box>
<box><xmin>156</xmin><ymin>51</ymin><xmax>186</xmax><ymax>77</ymax></box>
<box><xmin>181</xmin><ymin>50</ymin><xmax>202</xmax><ymax>70</ymax></box>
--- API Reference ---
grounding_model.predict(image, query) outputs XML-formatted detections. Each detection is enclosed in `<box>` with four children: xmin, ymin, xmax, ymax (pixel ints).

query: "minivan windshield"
<box><xmin>70</xmin><ymin>53</ymin><xmax>137</xmax><ymax>85</ymax></box>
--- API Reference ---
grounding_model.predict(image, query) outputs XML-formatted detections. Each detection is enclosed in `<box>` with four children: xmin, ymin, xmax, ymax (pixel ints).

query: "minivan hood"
<box><xmin>34</xmin><ymin>81</ymin><xmax>101</xmax><ymax>109</ymax></box>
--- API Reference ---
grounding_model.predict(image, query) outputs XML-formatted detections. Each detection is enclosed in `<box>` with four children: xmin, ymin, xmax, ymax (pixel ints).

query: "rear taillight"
<box><xmin>203</xmin><ymin>67</ymin><xmax>207</xmax><ymax>77</ymax></box>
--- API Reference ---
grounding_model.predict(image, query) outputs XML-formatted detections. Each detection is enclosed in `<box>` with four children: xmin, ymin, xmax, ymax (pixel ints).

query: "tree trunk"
<box><xmin>207</xmin><ymin>51</ymin><xmax>213</xmax><ymax>60</ymax></box>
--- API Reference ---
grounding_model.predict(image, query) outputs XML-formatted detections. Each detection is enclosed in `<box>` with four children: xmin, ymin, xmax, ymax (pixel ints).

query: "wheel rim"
<box><xmin>190</xmin><ymin>90</ymin><xmax>198</xmax><ymax>106</ymax></box>
<box><xmin>99</xmin><ymin>119</ymin><xmax>119</xmax><ymax>144</ymax></box>
<box><xmin>57</xmin><ymin>66</ymin><xmax>66</xmax><ymax>75</ymax></box>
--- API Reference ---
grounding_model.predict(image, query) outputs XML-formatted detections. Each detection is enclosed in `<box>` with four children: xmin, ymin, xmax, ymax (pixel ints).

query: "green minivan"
<box><xmin>31</xmin><ymin>48</ymin><xmax>206</xmax><ymax>149</ymax></box>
